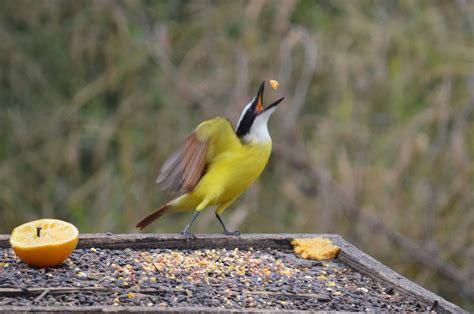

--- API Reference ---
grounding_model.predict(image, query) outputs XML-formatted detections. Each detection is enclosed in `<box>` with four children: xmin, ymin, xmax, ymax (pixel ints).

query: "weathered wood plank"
<box><xmin>0</xmin><ymin>233</ymin><xmax>335</xmax><ymax>250</ymax></box>
<box><xmin>0</xmin><ymin>305</ymin><xmax>310</xmax><ymax>313</ymax></box>
<box><xmin>0</xmin><ymin>287</ymin><xmax>332</xmax><ymax>303</ymax></box>
<box><xmin>0</xmin><ymin>287</ymin><xmax>179</xmax><ymax>296</ymax></box>
<box><xmin>334</xmin><ymin>239</ymin><xmax>465</xmax><ymax>314</ymax></box>
<box><xmin>0</xmin><ymin>233</ymin><xmax>466</xmax><ymax>313</ymax></box>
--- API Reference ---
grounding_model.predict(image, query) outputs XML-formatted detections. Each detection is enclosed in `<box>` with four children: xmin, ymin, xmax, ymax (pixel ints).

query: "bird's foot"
<box><xmin>224</xmin><ymin>230</ymin><xmax>241</xmax><ymax>236</ymax></box>
<box><xmin>181</xmin><ymin>227</ymin><xmax>196</xmax><ymax>242</ymax></box>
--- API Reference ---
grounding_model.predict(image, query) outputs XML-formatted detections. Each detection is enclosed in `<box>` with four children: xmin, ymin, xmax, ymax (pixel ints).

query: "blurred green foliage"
<box><xmin>0</xmin><ymin>0</ymin><xmax>473</xmax><ymax>309</ymax></box>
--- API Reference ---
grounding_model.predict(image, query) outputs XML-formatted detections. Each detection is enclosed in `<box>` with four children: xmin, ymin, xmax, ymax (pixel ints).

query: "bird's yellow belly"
<box><xmin>191</xmin><ymin>142</ymin><xmax>271</xmax><ymax>206</ymax></box>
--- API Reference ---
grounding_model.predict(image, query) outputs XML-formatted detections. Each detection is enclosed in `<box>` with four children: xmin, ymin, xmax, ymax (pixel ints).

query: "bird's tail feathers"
<box><xmin>136</xmin><ymin>204</ymin><xmax>170</xmax><ymax>230</ymax></box>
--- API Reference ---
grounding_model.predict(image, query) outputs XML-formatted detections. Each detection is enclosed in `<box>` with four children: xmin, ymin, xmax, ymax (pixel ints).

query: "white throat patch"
<box><xmin>242</xmin><ymin>107</ymin><xmax>275</xmax><ymax>143</ymax></box>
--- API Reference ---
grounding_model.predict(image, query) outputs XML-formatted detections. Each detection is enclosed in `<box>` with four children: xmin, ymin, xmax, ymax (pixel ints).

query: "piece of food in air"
<box><xmin>10</xmin><ymin>219</ymin><xmax>79</xmax><ymax>267</ymax></box>
<box><xmin>292</xmin><ymin>237</ymin><xmax>340</xmax><ymax>260</ymax></box>
<box><xmin>269</xmin><ymin>79</ymin><xmax>280</xmax><ymax>90</ymax></box>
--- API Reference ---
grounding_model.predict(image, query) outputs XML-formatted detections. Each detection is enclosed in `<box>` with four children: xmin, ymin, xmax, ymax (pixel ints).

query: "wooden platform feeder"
<box><xmin>0</xmin><ymin>234</ymin><xmax>467</xmax><ymax>313</ymax></box>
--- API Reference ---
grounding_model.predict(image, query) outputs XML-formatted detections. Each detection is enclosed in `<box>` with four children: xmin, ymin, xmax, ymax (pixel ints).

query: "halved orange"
<box><xmin>10</xmin><ymin>219</ymin><xmax>79</xmax><ymax>267</ymax></box>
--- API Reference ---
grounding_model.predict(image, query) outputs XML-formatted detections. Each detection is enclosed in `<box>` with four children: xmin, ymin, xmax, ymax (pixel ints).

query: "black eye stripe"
<box><xmin>235</xmin><ymin>110</ymin><xmax>255</xmax><ymax>138</ymax></box>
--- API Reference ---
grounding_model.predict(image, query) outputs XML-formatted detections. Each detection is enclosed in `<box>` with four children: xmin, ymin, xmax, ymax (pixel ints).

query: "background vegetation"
<box><xmin>0</xmin><ymin>0</ymin><xmax>473</xmax><ymax>309</ymax></box>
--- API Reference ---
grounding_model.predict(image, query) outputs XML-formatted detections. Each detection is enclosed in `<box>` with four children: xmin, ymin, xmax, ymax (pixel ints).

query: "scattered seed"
<box><xmin>0</xmin><ymin>247</ymin><xmax>425</xmax><ymax>311</ymax></box>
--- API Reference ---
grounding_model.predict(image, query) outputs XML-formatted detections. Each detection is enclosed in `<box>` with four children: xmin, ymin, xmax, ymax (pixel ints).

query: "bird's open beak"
<box><xmin>264</xmin><ymin>96</ymin><xmax>285</xmax><ymax>112</ymax></box>
<box><xmin>255</xmin><ymin>82</ymin><xmax>265</xmax><ymax>113</ymax></box>
<box><xmin>255</xmin><ymin>81</ymin><xmax>284</xmax><ymax>114</ymax></box>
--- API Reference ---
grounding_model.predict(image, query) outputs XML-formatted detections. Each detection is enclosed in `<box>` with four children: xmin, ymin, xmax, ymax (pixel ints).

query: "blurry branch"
<box><xmin>138</xmin><ymin>17</ymin><xmax>209</xmax><ymax>111</ymax></box>
<box><xmin>0</xmin><ymin>25</ymin><xmax>66</xmax><ymax>106</ymax></box>
<box><xmin>455</xmin><ymin>0</ymin><xmax>474</xmax><ymax>30</ymax></box>
<box><xmin>67</xmin><ymin>52</ymin><xmax>148</xmax><ymax>118</ymax></box>
<box><xmin>227</xmin><ymin>48</ymin><xmax>249</xmax><ymax>119</ymax></box>
<box><xmin>420</xmin><ymin>78</ymin><xmax>451</xmax><ymax>243</ymax></box>
<box><xmin>92</xmin><ymin>93</ymin><xmax>138</xmax><ymax>169</ymax></box>
<box><xmin>244</xmin><ymin>0</ymin><xmax>266</xmax><ymax>23</ymax></box>
<box><xmin>272</xmin><ymin>142</ymin><xmax>474</xmax><ymax>301</ymax></box>
<box><xmin>364</xmin><ymin>213</ymin><xmax>474</xmax><ymax>300</ymax></box>
<box><xmin>431</xmin><ymin>79</ymin><xmax>452</xmax><ymax>160</ymax></box>
<box><xmin>273</xmin><ymin>0</ymin><xmax>297</xmax><ymax>34</ymax></box>
<box><xmin>439</xmin><ymin>100</ymin><xmax>474</xmax><ymax>262</ymax></box>
<box><xmin>278</xmin><ymin>27</ymin><xmax>317</xmax><ymax>131</ymax></box>
<box><xmin>390</xmin><ymin>104</ymin><xmax>448</xmax><ymax>185</ymax></box>
<box><xmin>178</xmin><ymin>41</ymin><xmax>206</xmax><ymax>83</ymax></box>
<box><xmin>0</xmin><ymin>51</ymin><xmax>148</xmax><ymax>174</ymax></box>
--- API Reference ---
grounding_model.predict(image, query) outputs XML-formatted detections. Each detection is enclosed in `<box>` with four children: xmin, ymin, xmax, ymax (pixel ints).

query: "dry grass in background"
<box><xmin>0</xmin><ymin>0</ymin><xmax>473</xmax><ymax>309</ymax></box>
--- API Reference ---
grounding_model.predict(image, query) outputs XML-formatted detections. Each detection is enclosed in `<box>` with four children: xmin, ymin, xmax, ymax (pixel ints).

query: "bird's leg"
<box><xmin>181</xmin><ymin>211</ymin><xmax>200</xmax><ymax>242</ymax></box>
<box><xmin>215</xmin><ymin>213</ymin><xmax>240</xmax><ymax>236</ymax></box>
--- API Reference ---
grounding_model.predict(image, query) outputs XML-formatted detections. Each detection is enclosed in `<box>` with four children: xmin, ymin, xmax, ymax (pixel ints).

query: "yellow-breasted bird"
<box><xmin>136</xmin><ymin>81</ymin><xmax>284</xmax><ymax>240</ymax></box>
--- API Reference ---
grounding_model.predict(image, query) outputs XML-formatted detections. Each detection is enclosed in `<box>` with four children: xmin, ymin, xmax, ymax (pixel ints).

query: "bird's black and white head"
<box><xmin>235</xmin><ymin>81</ymin><xmax>284</xmax><ymax>143</ymax></box>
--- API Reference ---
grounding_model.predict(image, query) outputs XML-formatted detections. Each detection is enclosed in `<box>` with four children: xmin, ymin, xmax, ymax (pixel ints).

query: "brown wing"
<box><xmin>156</xmin><ymin>131</ymin><xmax>208</xmax><ymax>194</ymax></box>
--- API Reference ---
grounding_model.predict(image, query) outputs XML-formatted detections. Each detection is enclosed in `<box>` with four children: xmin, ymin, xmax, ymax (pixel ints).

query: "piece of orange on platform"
<box><xmin>9</xmin><ymin>219</ymin><xmax>79</xmax><ymax>267</ymax></box>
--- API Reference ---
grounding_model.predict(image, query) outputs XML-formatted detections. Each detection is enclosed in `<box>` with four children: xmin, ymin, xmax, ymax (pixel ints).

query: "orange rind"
<box><xmin>10</xmin><ymin>219</ymin><xmax>79</xmax><ymax>267</ymax></box>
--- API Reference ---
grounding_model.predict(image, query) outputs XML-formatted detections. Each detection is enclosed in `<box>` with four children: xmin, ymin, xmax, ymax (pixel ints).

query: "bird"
<box><xmin>136</xmin><ymin>81</ymin><xmax>284</xmax><ymax>241</ymax></box>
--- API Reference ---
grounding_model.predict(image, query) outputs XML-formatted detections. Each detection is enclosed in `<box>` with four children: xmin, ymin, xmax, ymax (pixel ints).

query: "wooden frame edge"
<box><xmin>0</xmin><ymin>233</ymin><xmax>467</xmax><ymax>313</ymax></box>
